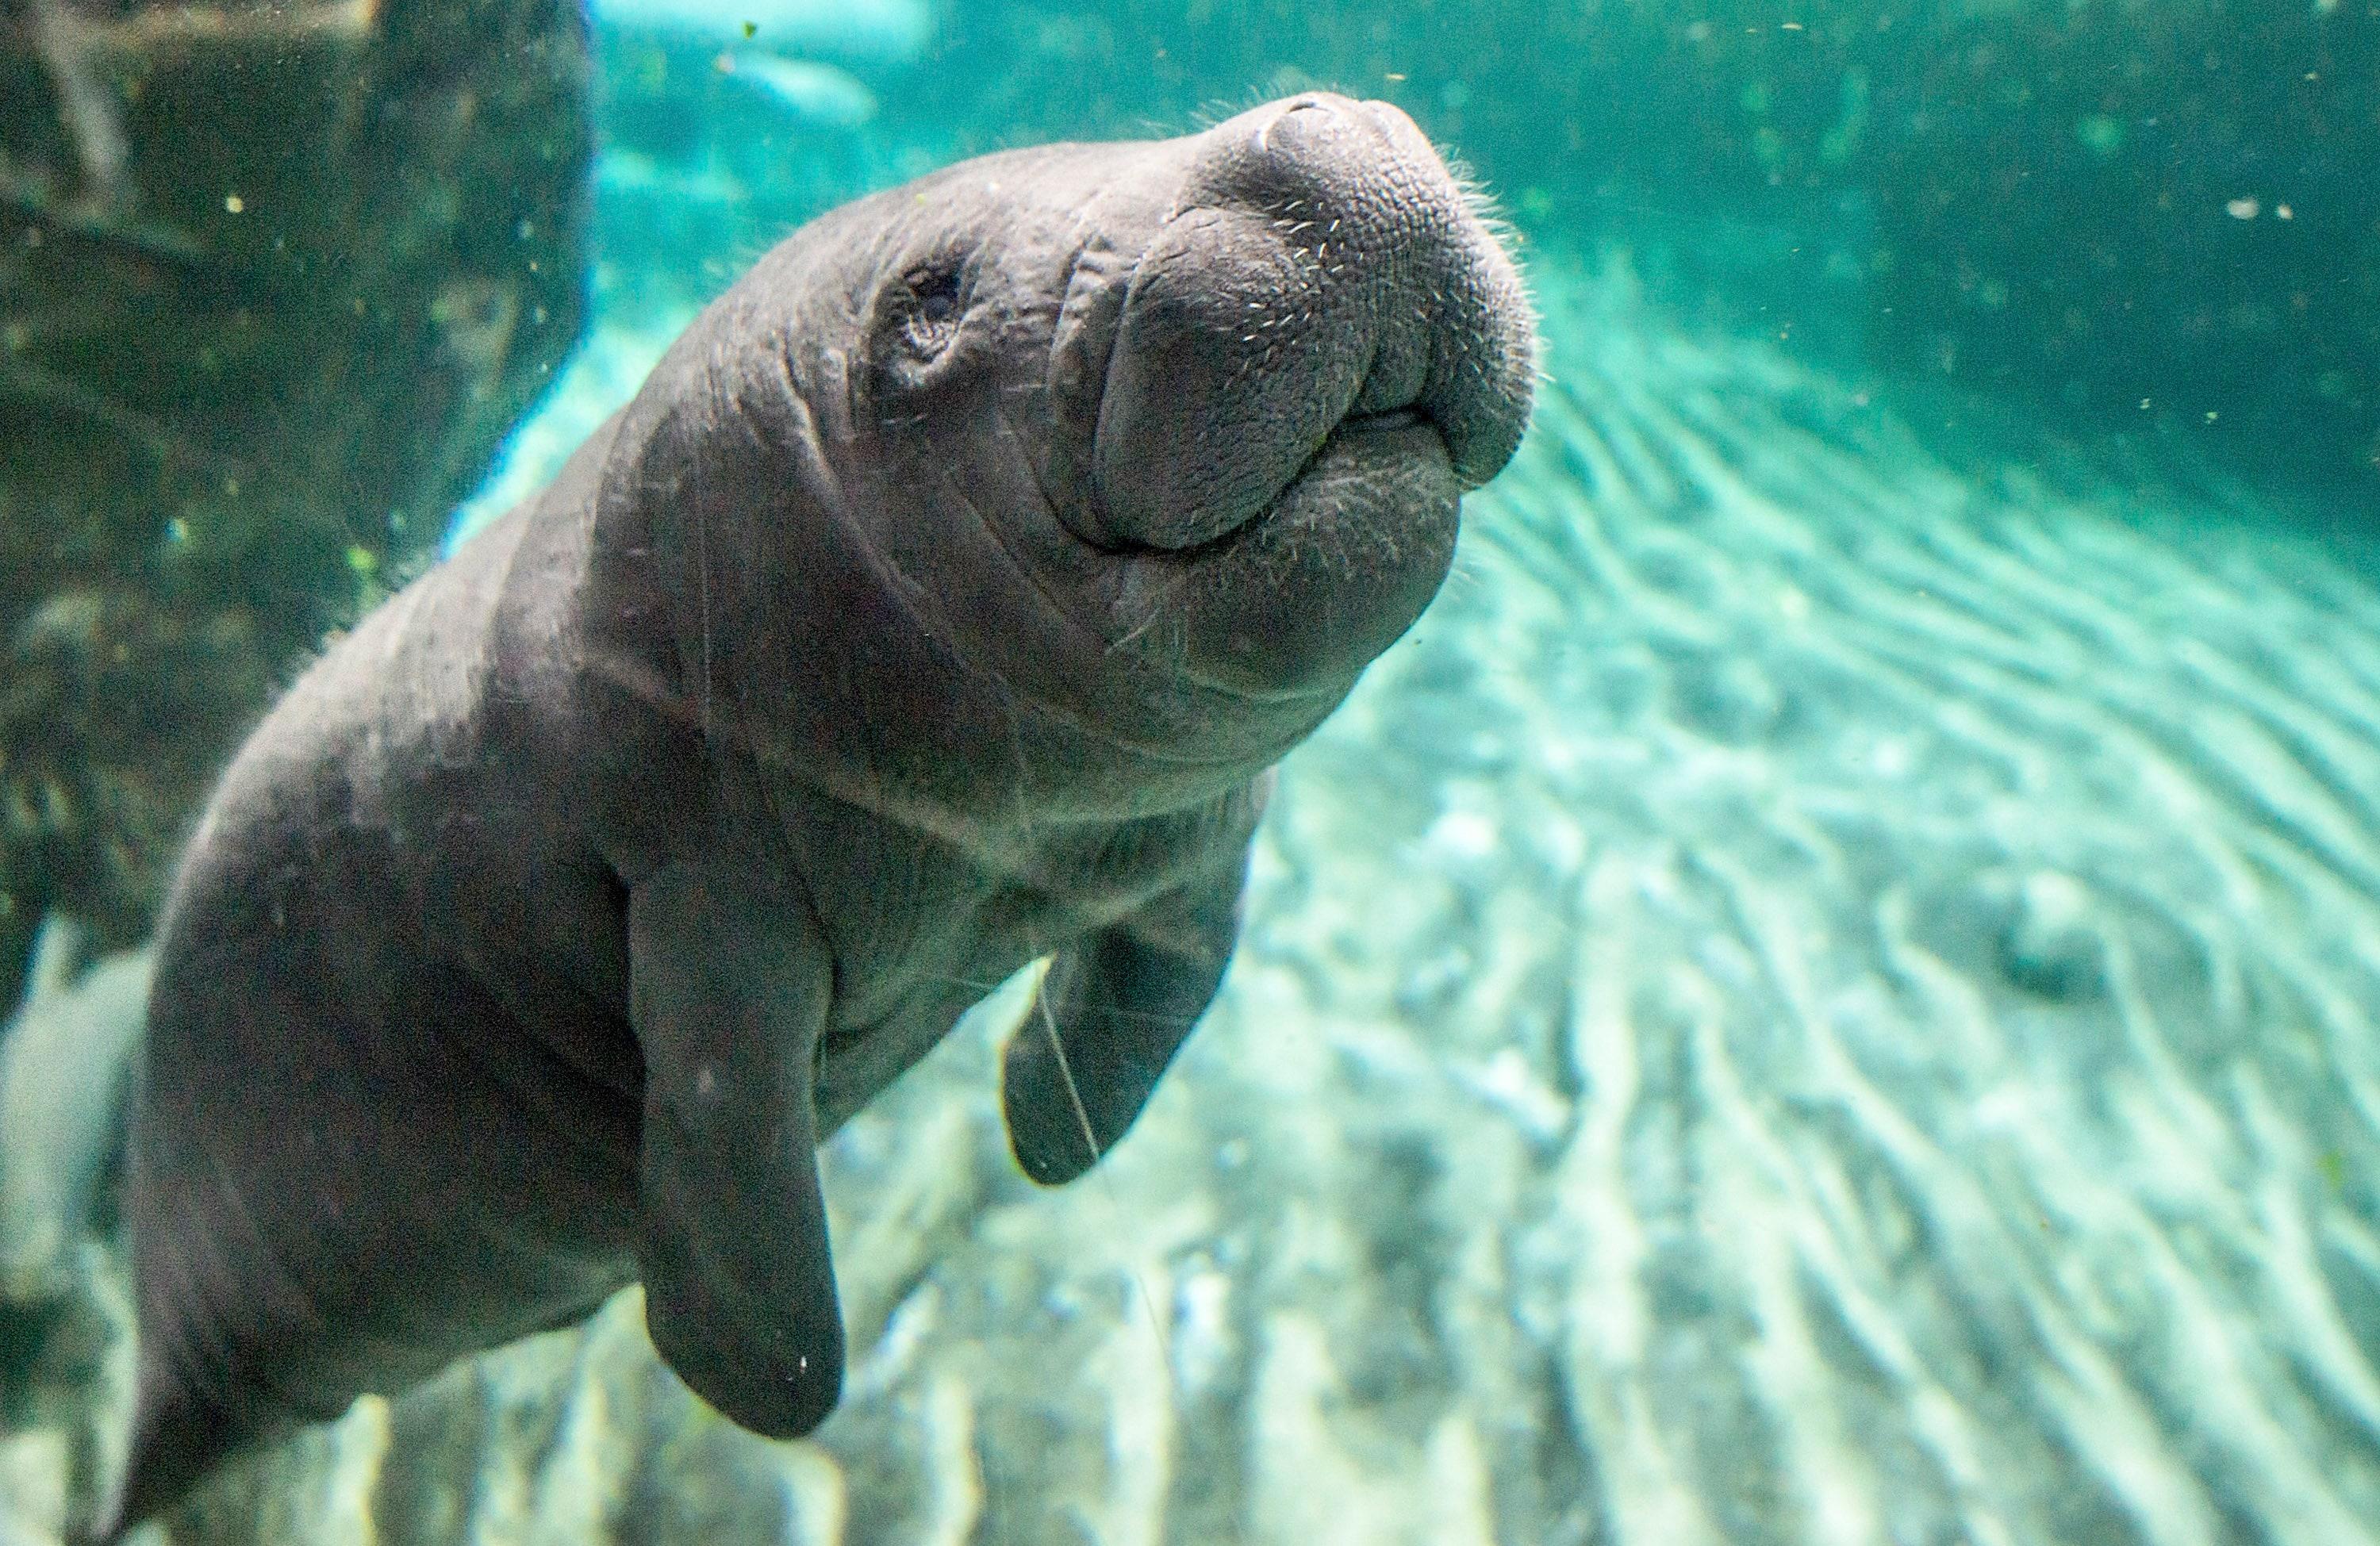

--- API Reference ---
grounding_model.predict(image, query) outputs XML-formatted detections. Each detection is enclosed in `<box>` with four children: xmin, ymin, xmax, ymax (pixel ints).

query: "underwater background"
<box><xmin>5</xmin><ymin>1</ymin><xmax>2380</xmax><ymax>1542</ymax></box>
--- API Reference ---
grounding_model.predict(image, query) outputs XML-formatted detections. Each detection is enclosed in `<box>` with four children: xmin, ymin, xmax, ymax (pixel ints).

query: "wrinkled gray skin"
<box><xmin>103</xmin><ymin>94</ymin><xmax>1534</xmax><ymax>1537</ymax></box>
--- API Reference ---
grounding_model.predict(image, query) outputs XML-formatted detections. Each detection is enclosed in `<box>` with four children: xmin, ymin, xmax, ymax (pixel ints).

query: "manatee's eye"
<box><xmin>894</xmin><ymin>263</ymin><xmax>966</xmax><ymax>360</ymax></box>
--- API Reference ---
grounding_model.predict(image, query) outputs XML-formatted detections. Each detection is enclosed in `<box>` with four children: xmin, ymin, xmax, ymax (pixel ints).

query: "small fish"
<box><xmin>717</xmin><ymin>51</ymin><xmax>879</xmax><ymax>129</ymax></box>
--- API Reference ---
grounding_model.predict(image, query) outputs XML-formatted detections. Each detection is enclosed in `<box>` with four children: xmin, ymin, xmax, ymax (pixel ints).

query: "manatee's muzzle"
<box><xmin>1085</xmin><ymin>93</ymin><xmax>1535</xmax><ymax>554</ymax></box>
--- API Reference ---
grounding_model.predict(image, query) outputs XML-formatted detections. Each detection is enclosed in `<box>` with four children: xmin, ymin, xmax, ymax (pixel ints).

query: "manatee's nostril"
<box><xmin>1357</xmin><ymin>98</ymin><xmax>1425</xmax><ymax>140</ymax></box>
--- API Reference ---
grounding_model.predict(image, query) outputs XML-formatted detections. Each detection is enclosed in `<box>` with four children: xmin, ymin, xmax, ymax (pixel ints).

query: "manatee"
<box><xmin>102</xmin><ymin>93</ymin><xmax>1534</xmax><ymax>1536</ymax></box>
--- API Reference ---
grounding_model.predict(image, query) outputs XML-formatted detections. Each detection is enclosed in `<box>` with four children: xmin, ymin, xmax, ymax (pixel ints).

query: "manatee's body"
<box><xmin>107</xmin><ymin>94</ymin><xmax>1534</xmax><ymax>1535</ymax></box>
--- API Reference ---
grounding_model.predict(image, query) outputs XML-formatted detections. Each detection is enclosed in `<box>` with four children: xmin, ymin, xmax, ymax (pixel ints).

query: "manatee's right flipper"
<box><xmin>628</xmin><ymin>862</ymin><xmax>844</xmax><ymax>1438</ymax></box>
<box><xmin>101</xmin><ymin>1348</ymin><xmax>247</xmax><ymax>1543</ymax></box>
<box><xmin>1000</xmin><ymin>850</ymin><xmax>1250</xmax><ymax>1186</ymax></box>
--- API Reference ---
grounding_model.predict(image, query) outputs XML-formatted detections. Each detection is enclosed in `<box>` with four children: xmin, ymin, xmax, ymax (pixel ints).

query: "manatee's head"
<box><xmin>623</xmin><ymin>95</ymin><xmax>1533</xmax><ymax>814</ymax></box>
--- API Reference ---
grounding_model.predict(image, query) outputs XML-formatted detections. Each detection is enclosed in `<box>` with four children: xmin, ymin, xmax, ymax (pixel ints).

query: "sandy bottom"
<box><xmin>7</xmin><ymin>250</ymin><xmax>2379</xmax><ymax>1545</ymax></box>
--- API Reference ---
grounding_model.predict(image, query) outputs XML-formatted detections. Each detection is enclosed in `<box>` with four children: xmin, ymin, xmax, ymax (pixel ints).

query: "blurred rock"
<box><xmin>0</xmin><ymin>1430</ymin><xmax>68</xmax><ymax>1546</ymax></box>
<box><xmin>1999</xmin><ymin>868</ymin><xmax>2104</xmax><ymax>1001</ymax></box>
<box><xmin>0</xmin><ymin>0</ymin><xmax>592</xmax><ymax>1007</ymax></box>
<box><xmin>0</xmin><ymin>1241</ymin><xmax>132</xmax><ymax>1544</ymax></box>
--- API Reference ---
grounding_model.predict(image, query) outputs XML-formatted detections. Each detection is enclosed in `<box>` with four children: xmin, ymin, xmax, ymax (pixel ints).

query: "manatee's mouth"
<box><xmin>1061</xmin><ymin>89</ymin><xmax>1534</xmax><ymax>560</ymax></box>
<box><xmin>1078</xmin><ymin>232</ymin><xmax>1489</xmax><ymax>554</ymax></box>
<box><xmin>1131</xmin><ymin>378</ymin><xmax>1469</xmax><ymax>700</ymax></box>
<box><xmin>1338</xmin><ymin>405</ymin><xmax>1424</xmax><ymax>435</ymax></box>
<box><xmin>1276</xmin><ymin>400</ymin><xmax>1454</xmax><ymax>512</ymax></box>
<box><xmin>1080</xmin><ymin>368</ymin><xmax>1455</xmax><ymax>559</ymax></box>
<box><xmin>1159</xmin><ymin>397</ymin><xmax>1455</xmax><ymax>562</ymax></box>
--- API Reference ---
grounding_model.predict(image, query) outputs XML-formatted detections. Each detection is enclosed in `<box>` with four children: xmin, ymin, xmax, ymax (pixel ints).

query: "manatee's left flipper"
<box><xmin>1001</xmin><ymin>850</ymin><xmax>1250</xmax><ymax>1186</ymax></box>
<box><xmin>628</xmin><ymin>861</ymin><xmax>844</xmax><ymax>1437</ymax></box>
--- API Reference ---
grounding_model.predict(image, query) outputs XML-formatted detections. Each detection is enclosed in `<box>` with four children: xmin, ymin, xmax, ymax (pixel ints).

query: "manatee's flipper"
<box><xmin>100</xmin><ymin>1352</ymin><xmax>244</xmax><ymax>1543</ymax></box>
<box><xmin>629</xmin><ymin>862</ymin><xmax>844</xmax><ymax>1438</ymax></box>
<box><xmin>1000</xmin><ymin>852</ymin><xmax>1250</xmax><ymax>1186</ymax></box>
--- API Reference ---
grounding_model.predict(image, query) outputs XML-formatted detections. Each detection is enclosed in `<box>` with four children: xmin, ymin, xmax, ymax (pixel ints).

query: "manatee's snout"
<box><xmin>1088</xmin><ymin>92</ymin><xmax>1535</xmax><ymax>554</ymax></box>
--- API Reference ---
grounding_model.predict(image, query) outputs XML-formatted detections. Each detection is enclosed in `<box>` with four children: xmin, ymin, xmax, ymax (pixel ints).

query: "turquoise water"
<box><xmin>4</xmin><ymin>3</ymin><xmax>2378</xmax><ymax>1544</ymax></box>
